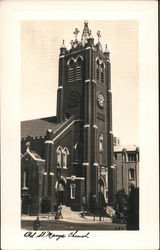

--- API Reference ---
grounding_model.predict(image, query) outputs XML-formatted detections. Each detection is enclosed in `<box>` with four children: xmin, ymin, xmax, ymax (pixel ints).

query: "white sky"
<box><xmin>21</xmin><ymin>20</ymin><xmax>138</xmax><ymax>145</ymax></box>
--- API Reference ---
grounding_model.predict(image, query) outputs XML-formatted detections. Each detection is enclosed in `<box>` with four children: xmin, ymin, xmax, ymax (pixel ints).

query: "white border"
<box><xmin>0</xmin><ymin>1</ymin><xmax>159</xmax><ymax>249</ymax></box>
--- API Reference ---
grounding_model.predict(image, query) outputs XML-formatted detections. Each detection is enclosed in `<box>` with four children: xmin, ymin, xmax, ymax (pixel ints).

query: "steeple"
<box><xmin>81</xmin><ymin>20</ymin><xmax>90</xmax><ymax>45</ymax></box>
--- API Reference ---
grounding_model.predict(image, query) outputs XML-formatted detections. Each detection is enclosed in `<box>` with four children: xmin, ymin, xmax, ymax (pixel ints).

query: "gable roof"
<box><xmin>22</xmin><ymin>150</ymin><xmax>45</xmax><ymax>163</ymax></box>
<box><xmin>114</xmin><ymin>144</ymin><xmax>137</xmax><ymax>152</ymax></box>
<box><xmin>21</xmin><ymin>116</ymin><xmax>63</xmax><ymax>139</ymax></box>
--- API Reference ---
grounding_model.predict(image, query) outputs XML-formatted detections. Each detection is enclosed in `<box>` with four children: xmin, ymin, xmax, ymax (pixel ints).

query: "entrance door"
<box><xmin>57</xmin><ymin>182</ymin><xmax>65</xmax><ymax>204</ymax></box>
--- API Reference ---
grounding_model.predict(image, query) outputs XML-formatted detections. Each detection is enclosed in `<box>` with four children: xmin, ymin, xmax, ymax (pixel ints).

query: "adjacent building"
<box><xmin>113</xmin><ymin>138</ymin><xmax>139</xmax><ymax>195</ymax></box>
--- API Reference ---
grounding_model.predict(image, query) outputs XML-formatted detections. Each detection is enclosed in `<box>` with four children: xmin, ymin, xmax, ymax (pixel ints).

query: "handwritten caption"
<box><xmin>24</xmin><ymin>230</ymin><xmax>90</xmax><ymax>240</ymax></box>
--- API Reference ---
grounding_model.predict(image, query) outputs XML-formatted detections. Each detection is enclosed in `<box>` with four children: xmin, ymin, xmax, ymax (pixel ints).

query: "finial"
<box><xmin>105</xmin><ymin>44</ymin><xmax>109</xmax><ymax>52</ymax></box>
<box><xmin>70</xmin><ymin>40</ymin><xmax>74</xmax><ymax>46</ymax></box>
<box><xmin>81</xmin><ymin>20</ymin><xmax>90</xmax><ymax>45</ymax></box>
<box><xmin>73</xmin><ymin>28</ymin><xmax>79</xmax><ymax>41</ymax></box>
<box><xmin>97</xmin><ymin>30</ymin><xmax>101</xmax><ymax>43</ymax></box>
<box><xmin>61</xmin><ymin>39</ymin><xmax>66</xmax><ymax>48</ymax></box>
<box><xmin>89</xmin><ymin>29</ymin><xmax>92</xmax><ymax>37</ymax></box>
<box><xmin>26</xmin><ymin>142</ymin><xmax>30</xmax><ymax>152</ymax></box>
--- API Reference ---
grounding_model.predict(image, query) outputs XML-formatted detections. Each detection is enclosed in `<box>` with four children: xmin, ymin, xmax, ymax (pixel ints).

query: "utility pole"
<box><xmin>99</xmin><ymin>164</ymin><xmax>102</xmax><ymax>221</ymax></box>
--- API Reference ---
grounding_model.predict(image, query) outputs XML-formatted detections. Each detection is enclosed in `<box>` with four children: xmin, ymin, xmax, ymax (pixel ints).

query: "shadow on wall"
<box><xmin>127</xmin><ymin>187</ymin><xmax>139</xmax><ymax>230</ymax></box>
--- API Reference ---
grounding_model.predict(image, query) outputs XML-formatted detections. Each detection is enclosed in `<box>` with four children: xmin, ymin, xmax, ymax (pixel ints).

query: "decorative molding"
<box><xmin>58</xmin><ymin>86</ymin><xmax>63</xmax><ymax>89</ymax></box>
<box><xmin>108</xmin><ymin>89</ymin><xmax>111</xmax><ymax>93</ymax></box>
<box><xmin>109</xmin><ymin>131</ymin><xmax>113</xmax><ymax>134</ymax></box>
<box><xmin>43</xmin><ymin>172</ymin><xmax>47</xmax><ymax>175</ymax></box>
<box><xmin>93</xmin><ymin>125</ymin><xmax>98</xmax><ymax>129</ymax></box>
<box><xmin>50</xmin><ymin>172</ymin><xmax>54</xmax><ymax>176</ymax></box>
<box><xmin>84</xmin><ymin>124</ymin><xmax>90</xmax><ymax>128</ymax></box>
<box><xmin>53</xmin><ymin>119</ymin><xmax>82</xmax><ymax>142</ymax></box>
<box><xmin>86</xmin><ymin>47</ymin><xmax>91</xmax><ymax>50</ymax></box>
<box><xmin>92</xmin><ymin>79</ymin><xmax>96</xmax><ymax>83</ymax></box>
<box><xmin>110</xmin><ymin>165</ymin><xmax>115</xmax><ymax>169</ymax></box>
<box><xmin>66</xmin><ymin>176</ymin><xmax>85</xmax><ymax>180</ymax></box>
<box><xmin>22</xmin><ymin>151</ymin><xmax>45</xmax><ymax>162</ymax></box>
<box><xmin>75</xmin><ymin>55</ymin><xmax>84</xmax><ymax>62</ymax></box>
<box><xmin>93</xmin><ymin>163</ymin><xmax>99</xmax><ymax>166</ymax></box>
<box><xmin>83</xmin><ymin>162</ymin><xmax>89</xmax><ymax>166</ymax></box>
<box><xmin>85</xmin><ymin>79</ymin><xmax>91</xmax><ymax>83</ymax></box>
<box><xmin>45</xmin><ymin>140</ymin><xmax>54</xmax><ymax>144</ymax></box>
<box><xmin>59</xmin><ymin>55</ymin><xmax>64</xmax><ymax>58</ymax></box>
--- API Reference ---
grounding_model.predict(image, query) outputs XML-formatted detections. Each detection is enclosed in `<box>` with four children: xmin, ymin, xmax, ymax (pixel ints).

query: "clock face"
<box><xmin>67</xmin><ymin>91</ymin><xmax>80</xmax><ymax>107</ymax></box>
<box><xmin>97</xmin><ymin>93</ymin><xmax>105</xmax><ymax>108</ymax></box>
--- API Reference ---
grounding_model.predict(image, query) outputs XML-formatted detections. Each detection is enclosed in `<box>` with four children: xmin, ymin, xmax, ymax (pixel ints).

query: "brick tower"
<box><xmin>56</xmin><ymin>21</ymin><xmax>114</xmax><ymax>208</ymax></box>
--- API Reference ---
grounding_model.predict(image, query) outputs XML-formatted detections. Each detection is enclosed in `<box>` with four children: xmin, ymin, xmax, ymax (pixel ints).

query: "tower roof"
<box><xmin>81</xmin><ymin>20</ymin><xmax>90</xmax><ymax>45</ymax></box>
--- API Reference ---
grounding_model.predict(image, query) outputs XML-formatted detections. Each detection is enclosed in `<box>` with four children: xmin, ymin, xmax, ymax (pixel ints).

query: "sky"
<box><xmin>21</xmin><ymin>20</ymin><xmax>139</xmax><ymax>145</ymax></box>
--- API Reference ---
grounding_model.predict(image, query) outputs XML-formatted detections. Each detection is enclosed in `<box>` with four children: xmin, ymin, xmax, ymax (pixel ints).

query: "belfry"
<box><xmin>21</xmin><ymin>21</ymin><xmax>114</xmax><ymax>215</ymax></box>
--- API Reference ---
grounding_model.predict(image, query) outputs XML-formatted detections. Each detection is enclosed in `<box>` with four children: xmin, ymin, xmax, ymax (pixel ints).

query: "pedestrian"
<box><xmin>81</xmin><ymin>196</ymin><xmax>86</xmax><ymax>218</ymax></box>
<box><xmin>48</xmin><ymin>212</ymin><xmax>51</xmax><ymax>220</ymax></box>
<box><xmin>58</xmin><ymin>203</ymin><xmax>63</xmax><ymax>219</ymax></box>
<box><xmin>55</xmin><ymin>204</ymin><xmax>63</xmax><ymax>219</ymax></box>
<box><xmin>33</xmin><ymin>216</ymin><xmax>40</xmax><ymax>230</ymax></box>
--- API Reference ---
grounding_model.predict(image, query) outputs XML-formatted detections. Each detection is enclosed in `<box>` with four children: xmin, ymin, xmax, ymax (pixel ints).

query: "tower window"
<box><xmin>96</xmin><ymin>59</ymin><xmax>100</xmax><ymax>81</ymax></box>
<box><xmin>128</xmin><ymin>153</ymin><xmax>136</xmax><ymax>162</ymax></box>
<box><xmin>70</xmin><ymin>184</ymin><xmax>76</xmax><ymax>199</ymax></box>
<box><xmin>128</xmin><ymin>169</ymin><xmax>135</xmax><ymax>180</ymax></box>
<box><xmin>76</xmin><ymin>57</ymin><xmax>83</xmax><ymax>81</ymax></box>
<box><xmin>68</xmin><ymin>59</ymin><xmax>74</xmax><ymax>82</ymax></box>
<box><xmin>74</xmin><ymin>142</ymin><xmax>82</xmax><ymax>162</ymax></box>
<box><xmin>101</xmin><ymin>63</ymin><xmax>104</xmax><ymax>84</ymax></box>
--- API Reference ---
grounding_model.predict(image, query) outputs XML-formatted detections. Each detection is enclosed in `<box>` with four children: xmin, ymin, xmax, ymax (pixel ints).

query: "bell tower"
<box><xmin>56</xmin><ymin>21</ymin><xmax>114</xmax><ymax>206</ymax></box>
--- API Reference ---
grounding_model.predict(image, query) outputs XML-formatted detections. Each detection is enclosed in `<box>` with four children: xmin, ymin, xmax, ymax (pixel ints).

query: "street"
<box><xmin>21</xmin><ymin>219</ymin><xmax>126</xmax><ymax>231</ymax></box>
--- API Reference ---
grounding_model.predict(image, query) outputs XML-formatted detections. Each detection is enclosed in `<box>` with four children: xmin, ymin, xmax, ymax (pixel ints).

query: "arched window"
<box><xmin>62</xmin><ymin>147</ymin><xmax>69</xmax><ymax>168</ymax></box>
<box><xmin>128</xmin><ymin>169</ymin><xmax>135</xmax><ymax>180</ymax></box>
<box><xmin>128</xmin><ymin>153</ymin><xmax>136</xmax><ymax>162</ymax></box>
<box><xmin>76</xmin><ymin>56</ymin><xmax>83</xmax><ymax>81</ymax></box>
<box><xmin>100</xmin><ymin>62</ymin><xmax>104</xmax><ymax>84</ymax></box>
<box><xmin>56</xmin><ymin>146</ymin><xmax>62</xmax><ymax>168</ymax></box>
<box><xmin>23</xmin><ymin>169</ymin><xmax>29</xmax><ymax>188</ymax></box>
<box><xmin>74</xmin><ymin>142</ymin><xmax>82</xmax><ymax>162</ymax></box>
<box><xmin>96</xmin><ymin>59</ymin><xmax>100</xmax><ymax>81</ymax></box>
<box><xmin>67</xmin><ymin>58</ymin><xmax>74</xmax><ymax>82</ymax></box>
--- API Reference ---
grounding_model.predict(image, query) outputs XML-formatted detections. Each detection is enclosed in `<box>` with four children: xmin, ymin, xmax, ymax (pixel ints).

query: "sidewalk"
<box><xmin>21</xmin><ymin>213</ymin><xmax>112</xmax><ymax>224</ymax></box>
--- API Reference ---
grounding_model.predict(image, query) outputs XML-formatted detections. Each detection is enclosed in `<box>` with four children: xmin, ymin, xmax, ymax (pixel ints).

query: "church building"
<box><xmin>21</xmin><ymin>21</ymin><xmax>114</xmax><ymax>215</ymax></box>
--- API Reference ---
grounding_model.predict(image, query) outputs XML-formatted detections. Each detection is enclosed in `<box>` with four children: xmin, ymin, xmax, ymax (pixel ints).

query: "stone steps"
<box><xmin>61</xmin><ymin>205</ymin><xmax>82</xmax><ymax>220</ymax></box>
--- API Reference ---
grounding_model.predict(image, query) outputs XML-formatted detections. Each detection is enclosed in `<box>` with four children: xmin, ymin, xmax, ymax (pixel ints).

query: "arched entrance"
<box><xmin>98</xmin><ymin>176</ymin><xmax>107</xmax><ymax>208</ymax></box>
<box><xmin>56</xmin><ymin>177</ymin><xmax>66</xmax><ymax>205</ymax></box>
<box><xmin>57</xmin><ymin>182</ymin><xmax>65</xmax><ymax>204</ymax></box>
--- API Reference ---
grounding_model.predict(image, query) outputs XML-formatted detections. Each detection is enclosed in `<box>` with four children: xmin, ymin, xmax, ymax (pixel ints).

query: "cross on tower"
<box><xmin>73</xmin><ymin>28</ymin><xmax>79</xmax><ymax>40</ymax></box>
<box><xmin>97</xmin><ymin>30</ymin><xmax>101</xmax><ymax>43</ymax></box>
<box><xmin>70</xmin><ymin>40</ymin><xmax>73</xmax><ymax>46</ymax></box>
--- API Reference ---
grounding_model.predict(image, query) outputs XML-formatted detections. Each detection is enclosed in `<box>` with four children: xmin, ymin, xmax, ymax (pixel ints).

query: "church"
<box><xmin>21</xmin><ymin>21</ymin><xmax>115</xmax><ymax>215</ymax></box>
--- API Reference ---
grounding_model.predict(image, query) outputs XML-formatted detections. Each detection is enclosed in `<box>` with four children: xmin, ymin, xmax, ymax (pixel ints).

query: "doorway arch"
<box><xmin>99</xmin><ymin>176</ymin><xmax>107</xmax><ymax>205</ymax></box>
<box><xmin>55</xmin><ymin>177</ymin><xmax>66</xmax><ymax>205</ymax></box>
